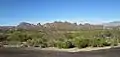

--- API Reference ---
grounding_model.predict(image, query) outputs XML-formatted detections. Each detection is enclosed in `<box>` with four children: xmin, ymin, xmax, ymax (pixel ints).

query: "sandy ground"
<box><xmin>25</xmin><ymin>46</ymin><xmax>120</xmax><ymax>52</ymax></box>
<box><xmin>1</xmin><ymin>47</ymin><xmax>120</xmax><ymax>57</ymax></box>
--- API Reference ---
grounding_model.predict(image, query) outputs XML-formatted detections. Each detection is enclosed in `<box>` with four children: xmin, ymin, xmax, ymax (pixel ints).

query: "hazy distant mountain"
<box><xmin>17</xmin><ymin>22</ymin><xmax>42</xmax><ymax>30</ymax></box>
<box><xmin>0</xmin><ymin>26</ymin><xmax>15</xmax><ymax>31</ymax></box>
<box><xmin>103</xmin><ymin>21</ymin><xmax>120</xmax><ymax>27</ymax></box>
<box><xmin>1</xmin><ymin>21</ymin><xmax>120</xmax><ymax>31</ymax></box>
<box><xmin>43</xmin><ymin>21</ymin><xmax>78</xmax><ymax>31</ymax></box>
<box><xmin>102</xmin><ymin>21</ymin><xmax>120</xmax><ymax>29</ymax></box>
<box><xmin>43</xmin><ymin>21</ymin><xmax>103</xmax><ymax>30</ymax></box>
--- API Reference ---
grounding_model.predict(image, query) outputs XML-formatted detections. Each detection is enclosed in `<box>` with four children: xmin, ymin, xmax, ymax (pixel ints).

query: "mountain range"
<box><xmin>1</xmin><ymin>21</ymin><xmax>120</xmax><ymax>31</ymax></box>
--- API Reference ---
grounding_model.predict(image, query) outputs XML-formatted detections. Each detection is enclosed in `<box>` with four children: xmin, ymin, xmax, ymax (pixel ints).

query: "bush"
<box><xmin>90</xmin><ymin>38</ymin><xmax>111</xmax><ymax>47</ymax></box>
<box><xmin>26</xmin><ymin>38</ymin><xmax>47</xmax><ymax>48</ymax></box>
<box><xmin>72</xmin><ymin>37</ymin><xmax>111</xmax><ymax>48</ymax></box>
<box><xmin>55</xmin><ymin>40</ymin><xmax>74</xmax><ymax>49</ymax></box>
<box><xmin>7</xmin><ymin>31</ymin><xmax>29</xmax><ymax>42</ymax></box>
<box><xmin>73</xmin><ymin>38</ymin><xmax>90</xmax><ymax>48</ymax></box>
<box><xmin>46</xmin><ymin>40</ymin><xmax>56</xmax><ymax>47</ymax></box>
<box><xmin>111</xmin><ymin>38</ymin><xmax>118</xmax><ymax>46</ymax></box>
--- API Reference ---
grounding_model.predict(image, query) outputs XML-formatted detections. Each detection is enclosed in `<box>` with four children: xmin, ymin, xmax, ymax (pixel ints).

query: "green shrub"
<box><xmin>73</xmin><ymin>38</ymin><xmax>90</xmax><ymax>48</ymax></box>
<box><xmin>26</xmin><ymin>38</ymin><xmax>47</xmax><ymax>48</ymax></box>
<box><xmin>55</xmin><ymin>40</ymin><xmax>74</xmax><ymax>49</ymax></box>
<box><xmin>90</xmin><ymin>38</ymin><xmax>111</xmax><ymax>47</ymax></box>
<box><xmin>46</xmin><ymin>40</ymin><xmax>56</xmax><ymax>47</ymax></box>
<box><xmin>111</xmin><ymin>38</ymin><xmax>118</xmax><ymax>46</ymax></box>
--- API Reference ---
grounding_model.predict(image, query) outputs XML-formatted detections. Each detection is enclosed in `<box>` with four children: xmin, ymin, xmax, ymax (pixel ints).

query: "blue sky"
<box><xmin>0</xmin><ymin>0</ymin><xmax>120</xmax><ymax>25</ymax></box>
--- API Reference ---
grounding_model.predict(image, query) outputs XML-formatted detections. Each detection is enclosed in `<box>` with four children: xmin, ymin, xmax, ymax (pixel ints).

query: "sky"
<box><xmin>0</xmin><ymin>0</ymin><xmax>120</xmax><ymax>25</ymax></box>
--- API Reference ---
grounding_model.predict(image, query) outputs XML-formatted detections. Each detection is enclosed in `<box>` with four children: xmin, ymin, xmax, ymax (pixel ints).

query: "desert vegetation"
<box><xmin>0</xmin><ymin>21</ymin><xmax>120</xmax><ymax>49</ymax></box>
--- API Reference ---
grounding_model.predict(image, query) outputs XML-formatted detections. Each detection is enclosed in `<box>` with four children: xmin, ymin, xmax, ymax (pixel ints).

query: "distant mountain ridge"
<box><xmin>0</xmin><ymin>21</ymin><xmax>120</xmax><ymax>31</ymax></box>
<box><xmin>103</xmin><ymin>21</ymin><xmax>120</xmax><ymax>27</ymax></box>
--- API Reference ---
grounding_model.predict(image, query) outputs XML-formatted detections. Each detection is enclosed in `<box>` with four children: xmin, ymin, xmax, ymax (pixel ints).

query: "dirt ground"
<box><xmin>0</xmin><ymin>47</ymin><xmax>120</xmax><ymax>57</ymax></box>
